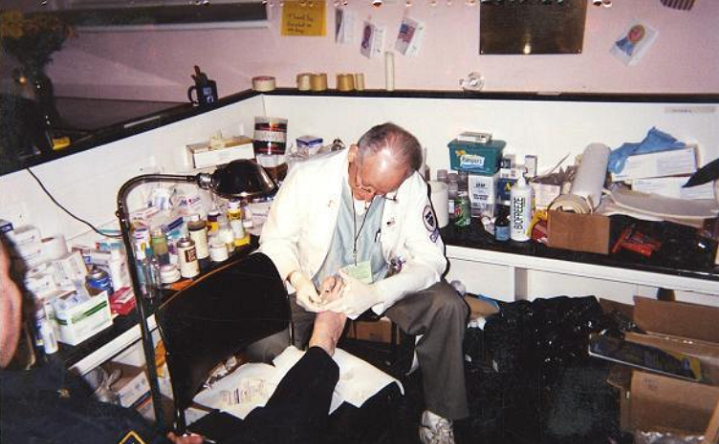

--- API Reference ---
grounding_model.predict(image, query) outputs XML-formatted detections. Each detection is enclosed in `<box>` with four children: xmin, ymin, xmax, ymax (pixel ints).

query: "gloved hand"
<box><xmin>323</xmin><ymin>271</ymin><xmax>384</xmax><ymax>318</ymax></box>
<box><xmin>289</xmin><ymin>271</ymin><xmax>322</xmax><ymax>312</ymax></box>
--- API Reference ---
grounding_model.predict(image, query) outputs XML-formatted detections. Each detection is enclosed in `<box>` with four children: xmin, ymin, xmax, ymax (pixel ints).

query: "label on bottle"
<box><xmin>188</xmin><ymin>226</ymin><xmax>210</xmax><ymax>259</ymax></box>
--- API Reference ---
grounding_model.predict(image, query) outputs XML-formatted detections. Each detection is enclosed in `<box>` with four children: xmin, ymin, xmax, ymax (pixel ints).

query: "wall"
<box><xmin>1</xmin><ymin>93</ymin><xmax>716</xmax><ymax>306</ymax></box>
<box><xmin>4</xmin><ymin>0</ymin><xmax>717</xmax><ymax>101</ymax></box>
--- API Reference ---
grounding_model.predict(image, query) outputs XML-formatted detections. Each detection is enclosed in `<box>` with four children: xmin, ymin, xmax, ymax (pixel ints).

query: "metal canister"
<box><xmin>177</xmin><ymin>237</ymin><xmax>200</xmax><ymax>278</ymax></box>
<box><xmin>454</xmin><ymin>191</ymin><xmax>471</xmax><ymax>227</ymax></box>
<box><xmin>86</xmin><ymin>267</ymin><xmax>114</xmax><ymax>295</ymax></box>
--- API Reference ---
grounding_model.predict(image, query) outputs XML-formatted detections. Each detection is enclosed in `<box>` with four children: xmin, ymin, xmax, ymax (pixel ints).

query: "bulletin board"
<box><xmin>479</xmin><ymin>0</ymin><xmax>587</xmax><ymax>55</ymax></box>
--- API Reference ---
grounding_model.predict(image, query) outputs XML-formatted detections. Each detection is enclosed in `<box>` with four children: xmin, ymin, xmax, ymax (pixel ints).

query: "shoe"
<box><xmin>419</xmin><ymin>410</ymin><xmax>455</xmax><ymax>444</ymax></box>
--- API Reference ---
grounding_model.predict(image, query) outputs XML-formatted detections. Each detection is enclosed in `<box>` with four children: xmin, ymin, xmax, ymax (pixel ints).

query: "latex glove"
<box><xmin>318</xmin><ymin>275</ymin><xmax>345</xmax><ymax>305</ymax></box>
<box><xmin>323</xmin><ymin>271</ymin><xmax>384</xmax><ymax>318</ymax></box>
<box><xmin>289</xmin><ymin>271</ymin><xmax>323</xmax><ymax>312</ymax></box>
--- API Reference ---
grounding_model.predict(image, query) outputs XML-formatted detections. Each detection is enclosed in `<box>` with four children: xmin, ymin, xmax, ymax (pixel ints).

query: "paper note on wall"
<box><xmin>281</xmin><ymin>1</ymin><xmax>326</xmax><ymax>37</ymax></box>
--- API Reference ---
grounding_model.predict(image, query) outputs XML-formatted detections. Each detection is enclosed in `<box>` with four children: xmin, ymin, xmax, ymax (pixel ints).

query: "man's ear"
<box><xmin>348</xmin><ymin>144</ymin><xmax>359</xmax><ymax>163</ymax></box>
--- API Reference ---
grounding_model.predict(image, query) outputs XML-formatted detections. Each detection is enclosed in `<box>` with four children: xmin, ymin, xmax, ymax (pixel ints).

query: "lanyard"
<box><xmin>351</xmin><ymin>198</ymin><xmax>373</xmax><ymax>266</ymax></box>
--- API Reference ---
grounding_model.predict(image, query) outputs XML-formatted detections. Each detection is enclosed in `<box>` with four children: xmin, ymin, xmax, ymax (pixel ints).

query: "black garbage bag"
<box><xmin>462</xmin><ymin>295</ymin><xmax>624</xmax><ymax>444</ymax></box>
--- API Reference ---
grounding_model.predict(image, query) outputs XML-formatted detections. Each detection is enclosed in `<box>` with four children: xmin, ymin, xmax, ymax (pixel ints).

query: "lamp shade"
<box><xmin>210</xmin><ymin>159</ymin><xmax>277</xmax><ymax>199</ymax></box>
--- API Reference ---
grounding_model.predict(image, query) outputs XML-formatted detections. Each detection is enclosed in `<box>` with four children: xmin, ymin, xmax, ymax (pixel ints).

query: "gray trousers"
<box><xmin>246</xmin><ymin>280</ymin><xmax>470</xmax><ymax>420</ymax></box>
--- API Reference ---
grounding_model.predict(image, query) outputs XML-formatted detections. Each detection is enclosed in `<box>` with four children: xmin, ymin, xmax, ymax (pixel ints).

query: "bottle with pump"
<box><xmin>510</xmin><ymin>175</ymin><xmax>534</xmax><ymax>242</ymax></box>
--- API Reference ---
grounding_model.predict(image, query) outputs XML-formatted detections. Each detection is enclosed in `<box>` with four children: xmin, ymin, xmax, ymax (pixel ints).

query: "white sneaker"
<box><xmin>419</xmin><ymin>410</ymin><xmax>455</xmax><ymax>444</ymax></box>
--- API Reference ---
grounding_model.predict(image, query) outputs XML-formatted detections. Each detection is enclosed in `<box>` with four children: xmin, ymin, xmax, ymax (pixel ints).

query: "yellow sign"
<box><xmin>281</xmin><ymin>1</ymin><xmax>326</xmax><ymax>37</ymax></box>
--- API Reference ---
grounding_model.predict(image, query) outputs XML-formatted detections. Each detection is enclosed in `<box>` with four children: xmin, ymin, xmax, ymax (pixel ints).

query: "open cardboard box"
<box><xmin>601</xmin><ymin>296</ymin><xmax>719</xmax><ymax>438</ymax></box>
<box><xmin>629</xmin><ymin>371</ymin><xmax>719</xmax><ymax>437</ymax></box>
<box><xmin>547</xmin><ymin>210</ymin><xmax>610</xmax><ymax>255</ymax></box>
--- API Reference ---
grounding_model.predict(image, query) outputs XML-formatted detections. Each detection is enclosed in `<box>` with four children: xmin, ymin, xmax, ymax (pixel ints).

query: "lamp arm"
<box><xmin>115</xmin><ymin>172</ymin><xmax>206</xmax><ymax>432</ymax></box>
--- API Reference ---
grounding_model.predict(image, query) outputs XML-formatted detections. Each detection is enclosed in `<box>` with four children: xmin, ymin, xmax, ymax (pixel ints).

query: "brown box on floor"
<box><xmin>347</xmin><ymin>317</ymin><xmax>394</xmax><ymax>344</ymax></box>
<box><xmin>602</xmin><ymin>296</ymin><xmax>719</xmax><ymax>437</ymax></box>
<box><xmin>547</xmin><ymin>210</ymin><xmax>610</xmax><ymax>255</ymax></box>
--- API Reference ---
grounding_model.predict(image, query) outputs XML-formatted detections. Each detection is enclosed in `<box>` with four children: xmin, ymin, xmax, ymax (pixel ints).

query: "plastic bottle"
<box><xmin>241</xmin><ymin>200</ymin><xmax>254</xmax><ymax>230</ymax></box>
<box><xmin>510</xmin><ymin>175</ymin><xmax>533</xmax><ymax>242</ymax></box>
<box><xmin>227</xmin><ymin>199</ymin><xmax>243</xmax><ymax>222</ymax></box>
<box><xmin>187</xmin><ymin>214</ymin><xmax>210</xmax><ymax>260</ymax></box>
<box><xmin>107</xmin><ymin>247</ymin><xmax>130</xmax><ymax>291</ymax></box>
<box><xmin>447</xmin><ymin>174</ymin><xmax>458</xmax><ymax>220</ymax></box>
<box><xmin>494</xmin><ymin>205</ymin><xmax>510</xmax><ymax>242</ymax></box>
<box><xmin>150</xmin><ymin>227</ymin><xmax>170</xmax><ymax>266</ymax></box>
<box><xmin>217</xmin><ymin>215</ymin><xmax>235</xmax><ymax>254</ymax></box>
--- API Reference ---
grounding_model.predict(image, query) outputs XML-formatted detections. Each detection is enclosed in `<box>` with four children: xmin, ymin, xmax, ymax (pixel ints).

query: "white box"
<box><xmin>104</xmin><ymin>361</ymin><xmax>151</xmax><ymax>408</ymax></box>
<box><xmin>53</xmin><ymin>291</ymin><xmax>113</xmax><ymax>346</ymax></box>
<box><xmin>611</xmin><ymin>146</ymin><xmax>698</xmax><ymax>182</ymax></box>
<box><xmin>468</xmin><ymin>173</ymin><xmax>499</xmax><ymax>217</ymax></box>
<box><xmin>186</xmin><ymin>136</ymin><xmax>254</xmax><ymax>170</ymax></box>
<box><xmin>531</xmin><ymin>183</ymin><xmax>562</xmax><ymax>209</ymax></box>
<box><xmin>632</xmin><ymin>176</ymin><xmax>716</xmax><ymax>200</ymax></box>
<box><xmin>51</xmin><ymin>251</ymin><xmax>88</xmax><ymax>288</ymax></box>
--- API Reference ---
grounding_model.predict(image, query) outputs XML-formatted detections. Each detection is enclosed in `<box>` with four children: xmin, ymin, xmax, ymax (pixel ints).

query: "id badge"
<box><xmin>341</xmin><ymin>260</ymin><xmax>373</xmax><ymax>284</ymax></box>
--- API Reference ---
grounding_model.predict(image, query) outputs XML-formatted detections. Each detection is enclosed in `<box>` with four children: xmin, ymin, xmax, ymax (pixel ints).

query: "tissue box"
<box><xmin>186</xmin><ymin>136</ymin><xmax>254</xmax><ymax>169</ymax></box>
<box><xmin>54</xmin><ymin>290</ymin><xmax>113</xmax><ymax>346</ymax></box>
<box><xmin>448</xmin><ymin>139</ymin><xmax>505</xmax><ymax>175</ymax></box>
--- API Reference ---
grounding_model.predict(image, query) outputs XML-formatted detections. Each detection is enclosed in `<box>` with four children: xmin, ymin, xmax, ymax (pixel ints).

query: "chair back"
<box><xmin>155</xmin><ymin>252</ymin><xmax>289</xmax><ymax>429</ymax></box>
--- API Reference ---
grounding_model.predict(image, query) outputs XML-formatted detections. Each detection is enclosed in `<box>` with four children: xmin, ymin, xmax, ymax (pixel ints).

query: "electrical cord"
<box><xmin>26</xmin><ymin>167</ymin><xmax>123</xmax><ymax>239</ymax></box>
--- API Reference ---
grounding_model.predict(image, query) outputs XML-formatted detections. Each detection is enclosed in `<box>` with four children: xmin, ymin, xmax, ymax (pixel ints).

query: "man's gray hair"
<box><xmin>356</xmin><ymin>122</ymin><xmax>423</xmax><ymax>174</ymax></box>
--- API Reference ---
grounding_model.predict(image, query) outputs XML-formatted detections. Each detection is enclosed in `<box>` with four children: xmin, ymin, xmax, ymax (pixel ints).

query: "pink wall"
<box><xmin>29</xmin><ymin>0</ymin><xmax>719</xmax><ymax>101</ymax></box>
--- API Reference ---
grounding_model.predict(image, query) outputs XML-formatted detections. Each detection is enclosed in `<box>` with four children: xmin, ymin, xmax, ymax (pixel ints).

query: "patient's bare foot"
<box><xmin>309</xmin><ymin>311</ymin><xmax>347</xmax><ymax>357</ymax></box>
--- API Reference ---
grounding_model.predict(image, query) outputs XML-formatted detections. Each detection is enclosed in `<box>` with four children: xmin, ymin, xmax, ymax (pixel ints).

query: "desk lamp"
<box><xmin>116</xmin><ymin>160</ymin><xmax>276</xmax><ymax>429</ymax></box>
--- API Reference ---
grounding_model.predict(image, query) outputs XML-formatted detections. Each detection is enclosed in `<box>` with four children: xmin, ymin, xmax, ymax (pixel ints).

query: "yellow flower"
<box><xmin>0</xmin><ymin>10</ymin><xmax>25</xmax><ymax>39</ymax></box>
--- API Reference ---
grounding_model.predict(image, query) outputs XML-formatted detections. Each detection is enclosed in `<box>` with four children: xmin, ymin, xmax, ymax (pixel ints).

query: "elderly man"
<box><xmin>258</xmin><ymin>122</ymin><xmax>469</xmax><ymax>443</ymax></box>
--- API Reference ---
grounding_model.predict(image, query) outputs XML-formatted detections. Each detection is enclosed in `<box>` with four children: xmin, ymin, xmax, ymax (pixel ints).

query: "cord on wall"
<box><xmin>26</xmin><ymin>168</ymin><xmax>122</xmax><ymax>239</ymax></box>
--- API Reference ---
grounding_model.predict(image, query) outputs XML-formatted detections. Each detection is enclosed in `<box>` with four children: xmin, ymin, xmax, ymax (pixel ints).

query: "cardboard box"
<box><xmin>600</xmin><ymin>297</ymin><xmax>719</xmax><ymax>437</ymax></box>
<box><xmin>547</xmin><ymin>211</ymin><xmax>610</xmax><ymax>255</ymax></box>
<box><xmin>53</xmin><ymin>291</ymin><xmax>113</xmax><ymax>346</ymax></box>
<box><xmin>611</xmin><ymin>146</ymin><xmax>697</xmax><ymax>182</ymax></box>
<box><xmin>629</xmin><ymin>371</ymin><xmax>719</xmax><ymax>436</ymax></box>
<box><xmin>186</xmin><ymin>136</ymin><xmax>254</xmax><ymax>169</ymax></box>
<box><xmin>448</xmin><ymin>139</ymin><xmax>505</xmax><ymax>175</ymax></box>
<box><xmin>104</xmin><ymin>361</ymin><xmax>151</xmax><ymax>408</ymax></box>
<box><xmin>347</xmin><ymin>317</ymin><xmax>394</xmax><ymax>344</ymax></box>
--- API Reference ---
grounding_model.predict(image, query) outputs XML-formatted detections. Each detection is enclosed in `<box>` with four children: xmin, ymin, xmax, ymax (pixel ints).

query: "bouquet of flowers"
<box><xmin>0</xmin><ymin>10</ymin><xmax>73</xmax><ymax>71</ymax></box>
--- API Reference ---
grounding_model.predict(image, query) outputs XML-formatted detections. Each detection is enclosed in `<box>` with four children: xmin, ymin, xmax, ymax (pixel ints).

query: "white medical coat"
<box><xmin>259</xmin><ymin>149</ymin><xmax>447</xmax><ymax>314</ymax></box>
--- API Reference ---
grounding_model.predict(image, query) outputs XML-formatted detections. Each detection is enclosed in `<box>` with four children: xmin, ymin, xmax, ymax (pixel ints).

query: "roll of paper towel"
<box><xmin>429</xmin><ymin>181</ymin><xmax>449</xmax><ymax>228</ymax></box>
<box><xmin>569</xmin><ymin>143</ymin><xmax>611</xmax><ymax>210</ymax></box>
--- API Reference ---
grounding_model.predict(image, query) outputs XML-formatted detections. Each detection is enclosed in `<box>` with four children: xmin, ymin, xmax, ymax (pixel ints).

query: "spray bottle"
<box><xmin>510</xmin><ymin>174</ymin><xmax>534</xmax><ymax>242</ymax></box>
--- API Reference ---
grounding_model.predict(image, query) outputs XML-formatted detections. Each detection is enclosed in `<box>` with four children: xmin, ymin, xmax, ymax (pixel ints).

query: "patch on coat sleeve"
<box><xmin>423</xmin><ymin>205</ymin><xmax>438</xmax><ymax>232</ymax></box>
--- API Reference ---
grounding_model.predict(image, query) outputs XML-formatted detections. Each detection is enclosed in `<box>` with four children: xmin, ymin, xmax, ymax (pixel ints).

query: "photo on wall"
<box><xmin>610</xmin><ymin>21</ymin><xmax>658</xmax><ymax>66</ymax></box>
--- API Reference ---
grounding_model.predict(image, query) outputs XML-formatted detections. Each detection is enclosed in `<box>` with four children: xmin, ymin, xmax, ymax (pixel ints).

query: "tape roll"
<box><xmin>429</xmin><ymin>181</ymin><xmax>449</xmax><ymax>228</ymax></box>
<box><xmin>297</xmin><ymin>73</ymin><xmax>311</xmax><ymax>91</ymax></box>
<box><xmin>252</xmin><ymin>76</ymin><xmax>276</xmax><ymax>92</ymax></box>
<box><xmin>336</xmin><ymin>73</ymin><xmax>355</xmax><ymax>91</ymax></box>
<box><xmin>42</xmin><ymin>235</ymin><xmax>68</xmax><ymax>261</ymax></box>
<box><xmin>310</xmin><ymin>73</ymin><xmax>328</xmax><ymax>92</ymax></box>
<box><xmin>354</xmin><ymin>73</ymin><xmax>365</xmax><ymax>91</ymax></box>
